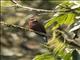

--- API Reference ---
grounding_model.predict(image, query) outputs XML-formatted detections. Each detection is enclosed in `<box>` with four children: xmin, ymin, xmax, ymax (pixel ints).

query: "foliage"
<box><xmin>33</xmin><ymin>1</ymin><xmax>80</xmax><ymax>60</ymax></box>
<box><xmin>45</xmin><ymin>12</ymin><xmax>76</xmax><ymax>31</ymax></box>
<box><xmin>45</xmin><ymin>1</ymin><xmax>80</xmax><ymax>31</ymax></box>
<box><xmin>33</xmin><ymin>53</ymin><xmax>55</xmax><ymax>60</ymax></box>
<box><xmin>1</xmin><ymin>0</ymin><xmax>14</xmax><ymax>7</ymax></box>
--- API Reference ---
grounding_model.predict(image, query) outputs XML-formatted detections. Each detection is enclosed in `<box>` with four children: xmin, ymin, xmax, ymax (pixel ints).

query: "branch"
<box><xmin>11</xmin><ymin>0</ymin><xmax>54</xmax><ymax>12</ymax></box>
<box><xmin>69</xmin><ymin>24</ymin><xmax>80</xmax><ymax>32</ymax></box>
<box><xmin>0</xmin><ymin>21</ymin><xmax>28</xmax><ymax>30</ymax></box>
<box><xmin>57</xmin><ymin>30</ymin><xmax>80</xmax><ymax>47</ymax></box>
<box><xmin>0</xmin><ymin>21</ymin><xmax>48</xmax><ymax>37</ymax></box>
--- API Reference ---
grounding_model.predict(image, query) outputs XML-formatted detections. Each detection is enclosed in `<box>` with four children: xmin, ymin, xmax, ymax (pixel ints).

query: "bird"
<box><xmin>28</xmin><ymin>16</ymin><xmax>47</xmax><ymax>43</ymax></box>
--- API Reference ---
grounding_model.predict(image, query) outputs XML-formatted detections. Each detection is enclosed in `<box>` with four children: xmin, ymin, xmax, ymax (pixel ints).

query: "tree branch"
<box><xmin>11</xmin><ymin>0</ymin><xmax>54</xmax><ymax>12</ymax></box>
<box><xmin>56</xmin><ymin>30</ymin><xmax>80</xmax><ymax>47</ymax></box>
<box><xmin>0</xmin><ymin>21</ymin><xmax>48</xmax><ymax>37</ymax></box>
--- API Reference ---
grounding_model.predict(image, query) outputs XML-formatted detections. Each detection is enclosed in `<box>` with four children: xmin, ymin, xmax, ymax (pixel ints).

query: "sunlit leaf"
<box><xmin>45</xmin><ymin>12</ymin><xmax>76</xmax><ymax>31</ymax></box>
<box><xmin>51</xmin><ymin>24</ymin><xmax>59</xmax><ymax>31</ymax></box>
<box><xmin>64</xmin><ymin>52</ymin><xmax>72</xmax><ymax>60</ymax></box>
<box><xmin>1</xmin><ymin>0</ymin><xmax>14</xmax><ymax>7</ymax></box>
<box><xmin>64</xmin><ymin>12</ymin><xmax>76</xmax><ymax>26</ymax></box>
<box><xmin>51</xmin><ymin>14</ymin><xmax>68</xmax><ymax>31</ymax></box>
<box><xmin>33</xmin><ymin>53</ymin><xmax>55</xmax><ymax>60</ymax></box>
<box><xmin>45</xmin><ymin>16</ymin><xmax>58</xmax><ymax>28</ymax></box>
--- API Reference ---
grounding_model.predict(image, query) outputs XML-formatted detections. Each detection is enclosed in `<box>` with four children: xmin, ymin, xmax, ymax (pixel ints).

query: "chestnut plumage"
<box><xmin>28</xmin><ymin>17</ymin><xmax>47</xmax><ymax>42</ymax></box>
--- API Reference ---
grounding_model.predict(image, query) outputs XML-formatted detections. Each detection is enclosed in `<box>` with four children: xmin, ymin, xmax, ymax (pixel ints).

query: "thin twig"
<box><xmin>11</xmin><ymin>0</ymin><xmax>54</xmax><ymax>12</ymax></box>
<box><xmin>0</xmin><ymin>21</ymin><xmax>28</xmax><ymax>30</ymax></box>
<box><xmin>56</xmin><ymin>30</ymin><xmax>80</xmax><ymax>47</ymax></box>
<box><xmin>0</xmin><ymin>21</ymin><xmax>48</xmax><ymax>37</ymax></box>
<box><xmin>69</xmin><ymin>24</ymin><xmax>80</xmax><ymax>32</ymax></box>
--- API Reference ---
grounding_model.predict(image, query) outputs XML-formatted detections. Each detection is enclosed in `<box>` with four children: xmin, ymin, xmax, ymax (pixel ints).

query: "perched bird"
<box><xmin>28</xmin><ymin>16</ymin><xmax>47</xmax><ymax>43</ymax></box>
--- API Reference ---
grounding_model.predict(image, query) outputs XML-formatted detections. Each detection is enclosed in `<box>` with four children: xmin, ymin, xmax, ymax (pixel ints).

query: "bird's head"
<box><xmin>29</xmin><ymin>15</ymin><xmax>37</xmax><ymax>22</ymax></box>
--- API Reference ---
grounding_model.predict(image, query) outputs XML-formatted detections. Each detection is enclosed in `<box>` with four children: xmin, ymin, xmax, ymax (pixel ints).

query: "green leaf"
<box><xmin>51</xmin><ymin>14</ymin><xmax>68</xmax><ymax>31</ymax></box>
<box><xmin>45</xmin><ymin>16</ymin><xmax>58</xmax><ymax>28</ymax></box>
<box><xmin>45</xmin><ymin>12</ymin><xmax>76</xmax><ymax>31</ymax></box>
<box><xmin>33</xmin><ymin>53</ymin><xmax>55</xmax><ymax>60</ymax></box>
<box><xmin>64</xmin><ymin>12</ymin><xmax>76</xmax><ymax>26</ymax></box>
<box><xmin>1</xmin><ymin>0</ymin><xmax>14</xmax><ymax>7</ymax></box>
<box><xmin>58</xmin><ymin>14</ymin><xmax>68</xmax><ymax>25</ymax></box>
<box><xmin>51</xmin><ymin>24</ymin><xmax>59</xmax><ymax>31</ymax></box>
<box><xmin>72</xmin><ymin>50</ymin><xmax>80</xmax><ymax>60</ymax></box>
<box><xmin>64</xmin><ymin>52</ymin><xmax>72</xmax><ymax>60</ymax></box>
<box><xmin>75</xmin><ymin>7</ymin><xmax>80</xmax><ymax>14</ymax></box>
